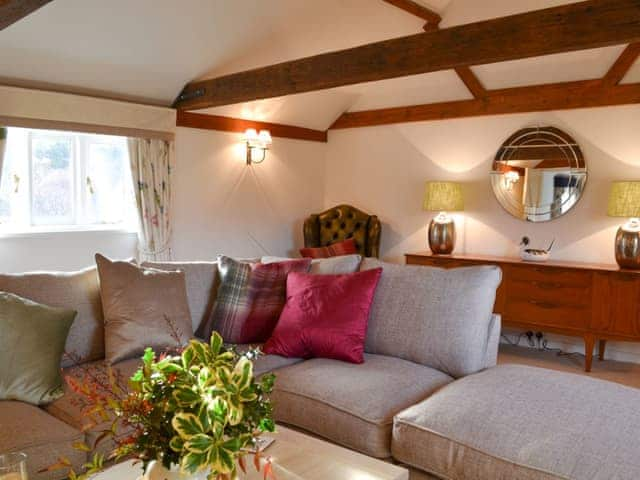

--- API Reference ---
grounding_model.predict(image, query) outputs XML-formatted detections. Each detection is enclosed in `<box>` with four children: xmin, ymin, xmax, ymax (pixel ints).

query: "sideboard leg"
<box><xmin>584</xmin><ymin>335</ymin><xmax>595</xmax><ymax>372</ymax></box>
<box><xmin>598</xmin><ymin>340</ymin><xmax>607</xmax><ymax>361</ymax></box>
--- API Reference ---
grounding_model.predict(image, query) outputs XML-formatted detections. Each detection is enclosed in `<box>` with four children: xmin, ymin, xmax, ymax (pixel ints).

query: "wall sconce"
<box><xmin>503</xmin><ymin>170</ymin><xmax>520</xmax><ymax>190</ymax></box>
<box><xmin>243</xmin><ymin>128</ymin><xmax>272</xmax><ymax>165</ymax></box>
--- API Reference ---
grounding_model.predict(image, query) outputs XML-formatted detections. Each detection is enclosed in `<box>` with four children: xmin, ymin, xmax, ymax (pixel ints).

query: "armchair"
<box><xmin>303</xmin><ymin>204</ymin><xmax>381</xmax><ymax>258</ymax></box>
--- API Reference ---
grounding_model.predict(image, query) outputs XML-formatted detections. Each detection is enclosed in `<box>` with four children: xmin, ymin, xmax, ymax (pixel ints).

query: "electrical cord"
<box><xmin>501</xmin><ymin>331</ymin><xmax>584</xmax><ymax>359</ymax></box>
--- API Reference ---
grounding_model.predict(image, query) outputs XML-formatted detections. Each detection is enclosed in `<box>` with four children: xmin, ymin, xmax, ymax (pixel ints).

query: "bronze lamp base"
<box><xmin>428</xmin><ymin>218</ymin><xmax>455</xmax><ymax>255</ymax></box>
<box><xmin>615</xmin><ymin>224</ymin><xmax>640</xmax><ymax>269</ymax></box>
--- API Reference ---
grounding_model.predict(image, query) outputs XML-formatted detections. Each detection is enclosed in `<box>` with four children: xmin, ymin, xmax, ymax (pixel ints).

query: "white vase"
<box><xmin>141</xmin><ymin>461</ymin><xmax>210</xmax><ymax>480</ymax></box>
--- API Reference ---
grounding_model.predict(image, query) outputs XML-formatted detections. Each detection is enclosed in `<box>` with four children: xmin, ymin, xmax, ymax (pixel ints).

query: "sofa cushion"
<box><xmin>0</xmin><ymin>292</ymin><xmax>76</xmax><ymax>405</ymax></box>
<box><xmin>392</xmin><ymin>364</ymin><xmax>640</xmax><ymax>480</ymax></box>
<box><xmin>271</xmin><ymin>354</ymin><xmax>452</xmax><ymax>458</ymax></box>
<box><xmin>360</xmin><ymin>258</ymin><xmax>502</xmax><ymax>378</ymax></box>
<box><xmin>0</xmin><ymin>267</ymin><xmax>103</xmax><ymax>367</ymax></box>
<box><xmin>96</xmin><ymin>254</ymin><xmax>193</xmax><ymax>364</ymax></box>
<box><xmin>142</xmin><ymin>261</ymin><xmax>219</xmax><ymax>333</ymax></box>
<box><xmin>0</xmin><ymin>401</ymin><xmax>85</xmax><ymax>480</ymax></box>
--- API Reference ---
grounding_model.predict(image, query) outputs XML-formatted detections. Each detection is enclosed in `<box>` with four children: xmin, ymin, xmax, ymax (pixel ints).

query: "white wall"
<box><xmin>171</xmin><ymin>128</ymin><xmax>326</xmax><ymax>260</ymax></box>
<box><xmin>325</xmin><ymin>105</ymin><xmax>640</xmax><ymax>362</ymax></box>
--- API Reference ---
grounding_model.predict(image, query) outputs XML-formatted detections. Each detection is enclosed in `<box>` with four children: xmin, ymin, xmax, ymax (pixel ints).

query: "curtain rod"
<box><xmin>0</xmin><ymin>115</ymin><xmax>174</xmax><ymax>141</ymax></box>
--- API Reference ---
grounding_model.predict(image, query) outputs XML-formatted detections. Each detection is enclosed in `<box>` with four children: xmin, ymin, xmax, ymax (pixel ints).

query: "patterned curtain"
<box><xmin>128</xmin><ymin>137</ymin><xmax>173</xmax><ymax>261</ymax></box>
<box><xmin>0</xmin><ymin>127</ymin><xmax>6</xmax><ymax>186</ymax></box>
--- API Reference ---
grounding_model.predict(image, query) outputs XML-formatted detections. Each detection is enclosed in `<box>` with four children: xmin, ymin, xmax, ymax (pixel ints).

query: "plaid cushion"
<box><xmin>299</xmin><ymin>238</ymin><xmax>358</xmax><ymax>259</ymax></box>
<box><xmin>196</xmin><ymin>256</ymin><xmax>311</xmax><ymax>343</ymax></box>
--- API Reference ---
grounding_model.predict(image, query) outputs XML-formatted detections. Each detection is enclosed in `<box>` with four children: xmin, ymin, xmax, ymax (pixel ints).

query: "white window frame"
<box><xmin>0</xmin><ymin>128</ymin><xmax>137</xmax><ymax>237</ymax></box>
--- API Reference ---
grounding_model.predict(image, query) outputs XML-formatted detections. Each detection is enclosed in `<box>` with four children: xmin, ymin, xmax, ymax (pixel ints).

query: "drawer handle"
<box><xmin>529</xmin><ymin>300</ymin><xmax>556</xmax><ymax>309</ymax></box>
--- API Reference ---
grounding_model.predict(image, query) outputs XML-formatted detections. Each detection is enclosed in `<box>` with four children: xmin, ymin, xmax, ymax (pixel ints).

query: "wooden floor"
<box><xmin>498</xmin><ymin>344</ymin><xmax>640</xmax><ymax>389</ymax></box>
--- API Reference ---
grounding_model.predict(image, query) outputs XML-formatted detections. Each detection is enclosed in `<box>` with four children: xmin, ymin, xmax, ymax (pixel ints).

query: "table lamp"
<box><xmin>608</xmin><ymin>181</ymin><xmax>640</xmax><ymax>269</ymax></box>
<box><xmin>423</xmin><ymin>181</ymin><xmax>464</xmax><ymax>254</ymax></box>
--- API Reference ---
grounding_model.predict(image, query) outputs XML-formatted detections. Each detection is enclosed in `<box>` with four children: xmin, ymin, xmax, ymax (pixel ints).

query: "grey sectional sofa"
<box><xmin>1</xmin><ymin>258</ymin><xmax>639</xmax><ymax>480</ymax></box>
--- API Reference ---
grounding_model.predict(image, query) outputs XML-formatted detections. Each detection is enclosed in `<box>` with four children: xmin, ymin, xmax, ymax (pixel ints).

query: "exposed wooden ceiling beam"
<box><xmin>454</xmin><ymin>66</ymin><xmax>487</xmax><ymax>98</ymax></box>
<box><xmin>602</xmin><ymin>43</ymin><xmax>640</xmax><ymax>86</ymax></box>
<box><xmin>381</xmin><ymin>0</ymin><xmax>487</xmax><ymax>98</ymax></box>
<box><xmin>329</xmin><ymin>80</ymin><xmax>640</xmax><ymax>129</ymax></box>
<box><xmin>381</xmin><ymin>0</ymin><xmax>441</xmax><ymax>29</ymax></box>
<box><xmin>0</xmin><ymin>0</ymin><xmax>53</xmax><ymax>31</ymax></box>
<box><xmin>174</xmin><ymin>0</ymin><xmax>640</xmax><ymax>110</ymax></box>
<box><xmin>176</xmin><ymin>111</ymin><xmax>327</xmax><ymax>143</ymax></box>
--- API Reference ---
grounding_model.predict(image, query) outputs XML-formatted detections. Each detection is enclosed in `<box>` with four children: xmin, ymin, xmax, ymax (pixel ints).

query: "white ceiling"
<box><xmin>0</xmin><ymin>0</ymin><xmax>638</xmax><ymax>130</ymax></box>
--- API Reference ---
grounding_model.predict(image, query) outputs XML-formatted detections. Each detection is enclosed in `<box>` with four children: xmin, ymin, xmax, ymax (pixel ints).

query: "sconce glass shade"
<box><xmin>608</xmin><ymin>181</ymin><xmax>640</xmax><ymax>218</ymax></box>
<box><xmin>244</xmin><ymin>129</ymin><xmax>272</xmax><ymax>165</ymax></box>
<box><xmin>423</xmin><ymin>182</ymin><xmax>464</xmax><ymax>212</ymax></box>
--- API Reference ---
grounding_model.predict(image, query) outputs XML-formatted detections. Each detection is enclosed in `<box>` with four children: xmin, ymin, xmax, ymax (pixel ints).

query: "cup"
<box><xmin>0</xmin><ymin>452</ymin><xmax>28</xmax><ymax>480</ymax></box>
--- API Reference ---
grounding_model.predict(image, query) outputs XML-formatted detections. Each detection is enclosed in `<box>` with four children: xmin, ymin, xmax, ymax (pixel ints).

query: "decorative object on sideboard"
<box><xmin>608</xmin><ymin>181</ymin><xmax>640</xmax><ymax>269</ymax></box>
<box><xmin>423</xmin><ymin>181</ymin><xmax>464</xmax><ymax>255</ymax></box>
<box><xmin>243</xmin><ymin>128</ymin><xmax>272</xmax><ymax>165</ymax></box>
<box><xmin>518</xmin><ymin>236</ymin><xmax>555</xmax><ymax>262</ymax></box>
<box><xmin>490</xmin><ymin>126</ymin><xmax>587</xmax><ymax>222</ymax></box>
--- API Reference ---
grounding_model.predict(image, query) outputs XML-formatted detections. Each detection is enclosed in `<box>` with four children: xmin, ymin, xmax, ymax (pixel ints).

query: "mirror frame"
<box><xmin>490</xmin><ymin>126</ymin><xmax>587</xmax><ymax>222</ymax></box>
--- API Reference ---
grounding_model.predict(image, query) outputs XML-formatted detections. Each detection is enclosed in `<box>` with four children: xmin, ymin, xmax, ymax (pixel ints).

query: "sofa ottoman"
<box><xmin>0</xmin><ymin>401</ymin><xmax>85</xmax><ymax>480</ymax></box>
<box><xmin>392</xmin><ymin>364</ymin><xmax>640</xmax><ymax>480</ymax></box>
<box><xmin>271</xmin><ymin>354</ymin><xmax>453</xmax><ymax>458</ymax></box>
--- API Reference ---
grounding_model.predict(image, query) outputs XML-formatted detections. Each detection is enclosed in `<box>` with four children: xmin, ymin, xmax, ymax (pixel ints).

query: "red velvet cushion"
<box><xmin>299</xmin><ymin>238</ymin><xmax>358</xmax><ymax>259</ymax></box>
<box><xmin>263</xmin><ymin>268</ymin><xmax>382</xmax><ymax>363</ymax></box>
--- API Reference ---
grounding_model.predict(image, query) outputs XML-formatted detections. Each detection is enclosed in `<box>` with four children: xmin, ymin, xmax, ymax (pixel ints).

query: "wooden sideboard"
<box><xmin>405</xmin><ymin>252</ymin><xmax>640</xmax><ymax>372</ymax></box>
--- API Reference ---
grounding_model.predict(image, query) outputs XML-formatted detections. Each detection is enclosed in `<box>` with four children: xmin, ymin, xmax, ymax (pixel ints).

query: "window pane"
<box><xmin>84</xmin><ymin>140</ymin><xmax>128</xmax><ymax>224</ymax></box>
<box><xmin>31</xmin><ymin>135</ymin><xmax>74</xmax><ymax>225</ymax></box>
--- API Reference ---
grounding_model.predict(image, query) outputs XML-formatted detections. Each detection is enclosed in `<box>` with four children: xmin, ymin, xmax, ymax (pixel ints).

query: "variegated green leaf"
<box><xmin>173</xmin><ymin>386</ymin><xmax>201</xmax><ymax>407</ymax></box>
<box><xmin>172</xmin><ymin>413</ymin><xmax>205</xmax><ymax>439</ymax></box>
<box><xmin>209</xmin><ymin>332</ymin><xmax>223</xmax><ymax>357</ymax></box>
<box><xmin>185</xmin><ymin>433</ymin><xmax>214</xmax><ymax>454</ymax></box>
<box><xmin>181</xmin><ymin>451</ymin><xmax>208</xmax><ymax>474</ymax></box>
<box><xmin>169</xmin><ymin>435</ymin><xmax>184</xmax><ymax>452</ymax></box>
<box><xmin>232</xmin><ymin>357</ymin><xmax>253</xmax><ymax>391</ymax></box>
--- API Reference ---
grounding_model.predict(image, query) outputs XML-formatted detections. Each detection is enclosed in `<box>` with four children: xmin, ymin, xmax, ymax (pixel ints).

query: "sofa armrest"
<box><xmin>484</xmin><ymin>313</ymin><xmax>501</xmax><ymax>369</ymax></box>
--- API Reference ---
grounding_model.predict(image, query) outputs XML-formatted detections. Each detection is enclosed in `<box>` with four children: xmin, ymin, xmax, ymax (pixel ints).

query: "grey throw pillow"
<box><xmin>0</xmin><ymin>292</ymin><xmax>76</xmax><ymax>405</ymax></box>
<box><xmin>95</xmin><ymin>254</ymin><xmax>193</xmax><ymax>364</ymax></box>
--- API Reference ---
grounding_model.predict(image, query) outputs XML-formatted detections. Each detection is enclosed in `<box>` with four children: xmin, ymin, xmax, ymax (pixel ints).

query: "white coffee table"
<box><xmin>93</xmin><ymin>425</ymin><xmax>408</xmax><ymax>480</ymax></box>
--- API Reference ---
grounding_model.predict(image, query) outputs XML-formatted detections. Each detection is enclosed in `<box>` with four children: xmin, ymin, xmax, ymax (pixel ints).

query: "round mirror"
<box><xmin>490</xmin><ymin>126</ymin><xmax>587</xmax><ymax>222</ymax></box>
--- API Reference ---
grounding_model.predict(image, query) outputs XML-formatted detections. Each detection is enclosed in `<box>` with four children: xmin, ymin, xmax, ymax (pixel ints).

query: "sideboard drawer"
<box><xmin>507</xmin><ymin>278</ymin><xmax>590</xmax><ymax>307</ymax></box>
<box><xmin>509</xmin><ymin>265</ymin><xmax>592</xmax><ymax>287</ymax></box>
<box><xmin>504</xmin><ymin>297</ymin><xmax>589</xmax><ymax>330</ymax></box>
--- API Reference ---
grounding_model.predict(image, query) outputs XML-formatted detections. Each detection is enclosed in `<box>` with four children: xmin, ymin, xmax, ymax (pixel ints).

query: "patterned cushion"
<box><xmin>197</xmin><ymin>256</ymin><xmax>311</xmax><ymax>343</ymax></box>
<box><xmin>300</xmin><ymin>238</ymin><xmax>358</xmax><ymax>259</ymax></box>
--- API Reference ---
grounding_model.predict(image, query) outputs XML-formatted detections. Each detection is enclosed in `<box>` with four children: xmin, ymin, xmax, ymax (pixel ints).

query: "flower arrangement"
<box><xmin>47</xmin><ymin>332</ymin><xmax>276</xmax><ymax>480</ymax></box>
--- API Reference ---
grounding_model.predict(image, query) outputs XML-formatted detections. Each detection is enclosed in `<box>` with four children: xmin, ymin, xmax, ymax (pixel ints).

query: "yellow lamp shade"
<box><xmin>423</xmin><ymin>182</ymin><xmax>464</xmax><ymax>212</ymax></box>
<box><xmin>608</xmin><ymin>181</ymin><xmax>640</xmax><ymax>217</ymax></box>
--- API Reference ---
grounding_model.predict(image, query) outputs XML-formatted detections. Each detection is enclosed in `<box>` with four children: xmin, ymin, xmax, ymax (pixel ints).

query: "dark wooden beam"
<box><xmin>381</xmin><ymin>0</ymin><xmax>441</xmax><ymax>29</ymax></box>
<box><xmin>174</xmin><ymin>0</ymin><xmax>640</xmax><ymax>110</ymax></box>
<box><xmin>602</xmin><ymin>43</ymin><xmax>640</xmax><ymax>86</ymax></box>
<box><xmin>381</xmin><ymin>0</ymin><xmax>486</xmax><ymax>98</ymax></box>
<box><xmin>329</xmin><ymin>80</ymin><xmax>640</xmax><ymax>128</ymax></box>
<box><xmin>454</xmin><ymin>66</ymin><xmax>487</xmax><ymax>98</ymax></box>
<box><xmin>0</xmin><ymin>0</ymin><xmax>53</xmax><ymax>31</ymax></box>
<box><xmin>176</xmin><ymin>111</ymin><xmax>327</xmax><ymax>143</ymax></box>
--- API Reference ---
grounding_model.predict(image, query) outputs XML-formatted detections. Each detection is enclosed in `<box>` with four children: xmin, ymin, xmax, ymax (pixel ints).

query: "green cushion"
<box><xmin>0</xmin><ymin>292</ymin><xmax>76</xmax><ymax>405</ymax></box>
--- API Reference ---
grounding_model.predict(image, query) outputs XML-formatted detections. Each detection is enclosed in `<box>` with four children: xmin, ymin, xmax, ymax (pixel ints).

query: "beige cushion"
<box><xmin>142</xmin><ymin>261</ymin><xmax>219</xmax><ymax>333</ymax></box>
<box><xmin>271</xmin><ymin>354</ymin><xmax>452</xmax><ymax>458</ymax></box>
<box><xmin>261</xmin><ymin>254</ymin><xmax>362</xmax><ymax>274</ymax></box>
<box><xmin>95</xmin><ymin>254</ymin><xmax>193</xmax><ymax>364</ymax></box>
<box><xmin>360</xmin><ymin>258</ymin><xmax>502</xmax><ymax>378</ymax></box>
<box><xmin>0</xmin><ymin>267</ymin><xmax>103</xmax><ymax>366</ymax></box>
<box><xmin>0</xmin><ymin>401</ymin><xmax>85</xmax><ymax>480</ymax></box>
<box><xmin>393</xmin><ymin>364</ymin><xmax>640</xmax><ymax>480</ymax></box>
<box><xmin>0</xmin><ymin>292</ymin><xmax>76</xmax><ymax>405</ymax></box>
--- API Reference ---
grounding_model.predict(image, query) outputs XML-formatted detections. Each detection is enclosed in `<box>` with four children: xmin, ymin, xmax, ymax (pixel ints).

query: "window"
<box><xmin>0</xmin><ymin>128</ymin><xmax>136</xmax><ymax>233</ymax></box>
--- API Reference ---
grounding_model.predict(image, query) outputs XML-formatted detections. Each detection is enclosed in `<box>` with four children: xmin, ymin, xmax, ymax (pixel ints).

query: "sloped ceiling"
<box><xmin>0</xmin><ymin>0</ymin><xmax>638</xmax><ymax>130</ymax></box>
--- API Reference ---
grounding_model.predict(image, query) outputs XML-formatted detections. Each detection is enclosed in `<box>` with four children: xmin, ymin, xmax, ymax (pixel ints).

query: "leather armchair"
<box><xmin>303</xmin><ymin>204</ymin><xmax>381</xmax><ymax>258</ymax></box>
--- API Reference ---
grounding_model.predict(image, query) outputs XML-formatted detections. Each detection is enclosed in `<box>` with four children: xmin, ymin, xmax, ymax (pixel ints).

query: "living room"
<box><xmin>1</xmin><ymin>1</ymin><xmax>640</xmax><ymax>479</ymax></box>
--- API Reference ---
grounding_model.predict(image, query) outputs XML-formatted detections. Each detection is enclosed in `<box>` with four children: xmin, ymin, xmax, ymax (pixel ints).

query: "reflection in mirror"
<box><xmin>490</xmin><ymin>127</ymin><xmax>587</xmax><ymax>222</ymax></box>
